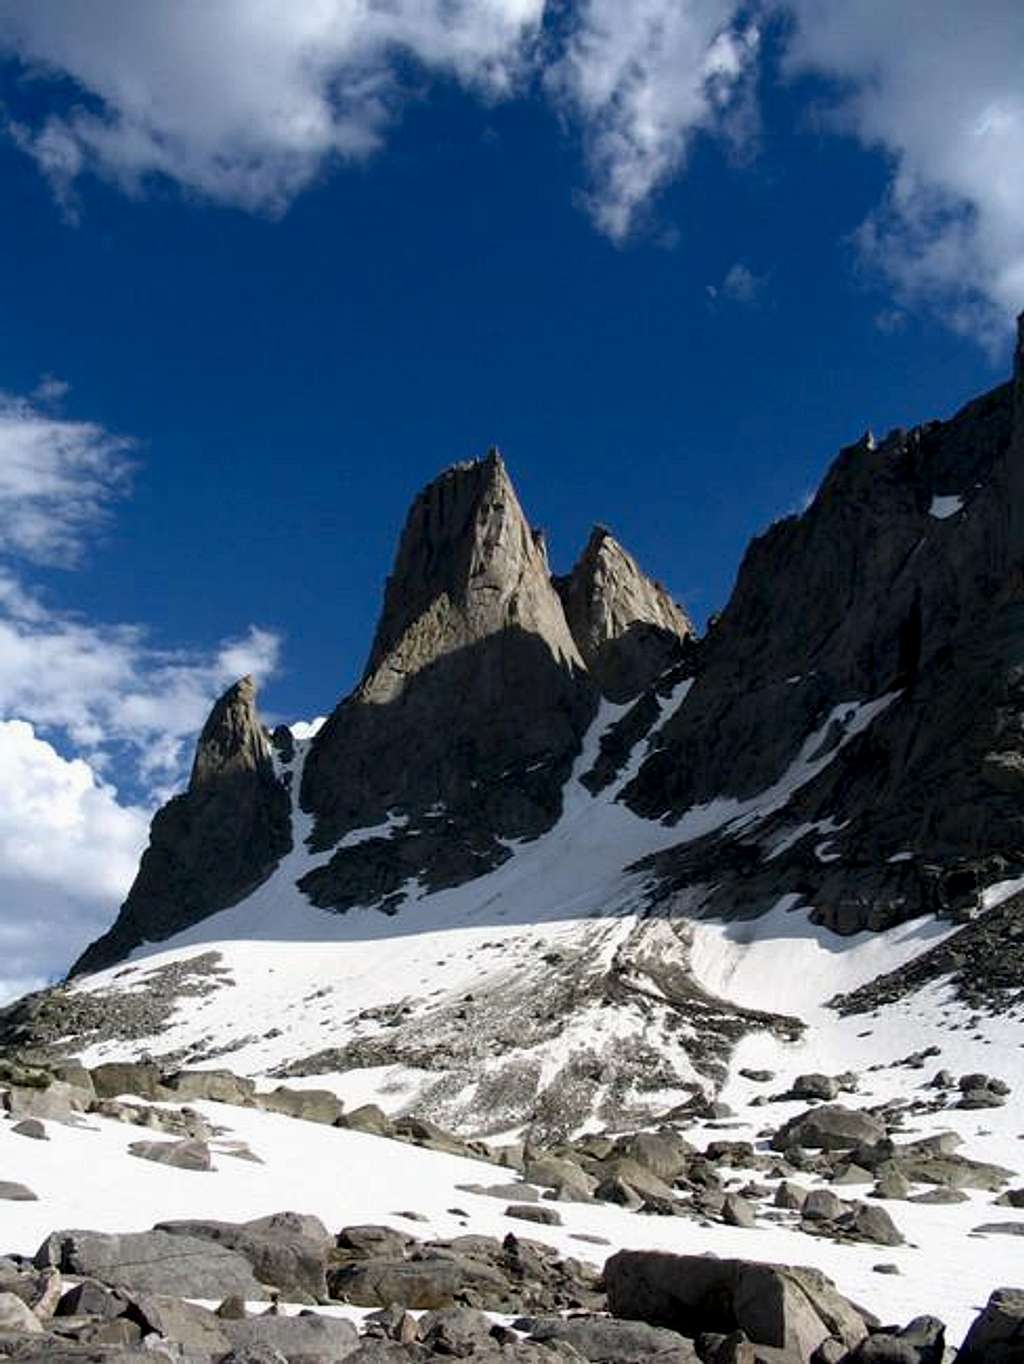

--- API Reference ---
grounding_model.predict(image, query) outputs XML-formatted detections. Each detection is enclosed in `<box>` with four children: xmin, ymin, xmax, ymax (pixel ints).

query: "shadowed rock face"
<box><xmin>554</xmin><ymin>527</ymin><xmax>692</xmax><ymax>702</ymax></box>
<box><xmin>629</xmin><ymin>328</ymin><xmax>1024</xmax><ymax>934</ymax></box>
<box><xmin>71</xmin><ymin>678</ymin><xmax>291</xmax><ymax>976</ymax></box>
<box><xmin>298</xmin><ymin>451</ymin><xmax>599</xmax><ymax>904</ymax></box>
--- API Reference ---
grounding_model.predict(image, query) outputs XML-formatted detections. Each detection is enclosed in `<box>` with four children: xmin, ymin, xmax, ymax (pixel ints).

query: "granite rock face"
<box><xmin>298</xmin><ymin>451</ymin><xmax>598</xmax><ymax>908</ymax></box>
<box><xmin>629</xmin><ymin>320</ymin><xmax>1024</xmax><ymax>935</ymax></box>
<box><xmin>554</xmin><ymin>527</ymin><xmax>692</xmax><ymax>702</ymax></box>
<box><xmin>71</xmin><ymin>677</ymin><xmax>291</xmax><ymax>975</ymax></box>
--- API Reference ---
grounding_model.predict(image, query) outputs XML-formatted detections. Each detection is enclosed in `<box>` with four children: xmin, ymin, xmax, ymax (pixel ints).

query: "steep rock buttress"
<box><xmin>71</xmin><ymin>678</ymin><xmax>291</xmax><ymax>975</ymax></box>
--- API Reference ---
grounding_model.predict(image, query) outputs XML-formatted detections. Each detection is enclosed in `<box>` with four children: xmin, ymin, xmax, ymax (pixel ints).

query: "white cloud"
<box><xmin>718</xmin><ymin>260</ymin><xmax>766</xmax><ymax>305</ymax></box>
<box><xmin>0</xmin><ymin>393</ymin><xmax>134</xmax><ymax>566</ymax></box>
<box><xmin>0</xmin><ymin>386</ymin><xmax>284</xmax><ymax>1001</ymax></box>
<box><xmin>0</xmin><ymin>719</ymin><xmax>148</xmax><ymax>1004</ymax></box>
<box><xmin>0</xmin><ymin>0</ymin><xmax>545</xmax><ymax>214</ymax></box>
<box><xmin>781</xmin><ymin>0</ymin><xmax>1024</xmax><ymax>343</ymax></box>
<box><xmin>551</xmin><ymin>2</ymin><xmax>759</xmax><ymax>239</ymax></box>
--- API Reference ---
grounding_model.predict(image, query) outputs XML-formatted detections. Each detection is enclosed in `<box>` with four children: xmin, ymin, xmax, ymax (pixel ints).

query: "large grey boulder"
<box><xmin>256</xmin><ymin>1085</ymin><xmax>343</xmax><ymax>1125</ymax></box>
<box><xmin>528</xmin><ymin>1314</ymin><xmax>700</xmax><ymax>1362</ymax></box>
<box><xmin>219</xmin><ymin>1310</ymin><xmax>360</xmax><ymax>1361</ymax></box>
<box><xmin>34</xmin><ymin>1228</ymin><xmax>269</xmax><ymax>1299</ymax></box>
<box><xmin>72</xmin><ymin>675</ymin><xmax>291</xmax><ymax>975</ymax></box>
<box><xmin>329</xmin><ymin>1256</ymin><xmax>505</xmax><ymax>1310</ymax></box>
<box><xmin>604</xmin><ymin>1250</ymin><xmax>867</xmax><ymax>1364</ymax></box>
<box><xmin>957</xmin><ymin>1286</ymin><xmax>1024</xmax><ymax>1362</ymax></box>
<box><xmin>155</xmin><ymin>1213</ymin><xmax>331</xmax><ymax>1300</ymax></box>
<box><xmin>126</xmin><ymin>1293</ymin><xmax>231</xmax><ymax>1354</ymax></box>
<box><xmin>772</xmin><ymin>1105</ymin><xmax>886</xmax><ymax>1152</ymax></box>
<box><xmin>162</xmin><ymin>1069</ymin><xmax>256</xmax><ymax>1105</ymax></box>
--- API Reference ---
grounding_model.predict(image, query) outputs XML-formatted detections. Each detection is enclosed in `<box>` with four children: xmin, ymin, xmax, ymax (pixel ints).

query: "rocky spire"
<box><xmin>555</xmin><ymin>526</ymin><xmax>693</xmax><ymax>702</ymax></box>
<box><xmin>299</xmin><ymin>452</ymin><xmax>597</xmax><ymax>900</ymax></box>
<box><xmin>359</xmin><ymin>449</ymin><xmax>585</xmax><ymax>703</ymax></box>
<box><xmin>71</xmin><ymin>677</ymin><xmax>291</xmax><ymax>976</ymax></box>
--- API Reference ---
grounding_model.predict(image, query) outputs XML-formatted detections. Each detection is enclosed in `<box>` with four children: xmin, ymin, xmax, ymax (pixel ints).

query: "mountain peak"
<box><xmin>555</xmin><ymin>525</ymin><xmax>693</xmax><ymax>702</ymax></box>
<box><xmin>299</xmin><ymin>454</ymin><xmax>596</xmax><ymax>877</ymax></box>
<box><xmin>360</xmin><ymin>450</ymin><xmax>580</xmax><ymax>703</ymax></box>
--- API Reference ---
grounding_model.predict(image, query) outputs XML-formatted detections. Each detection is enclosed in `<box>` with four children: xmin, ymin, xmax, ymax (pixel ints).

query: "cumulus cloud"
<box><xmin>0</xmin><ymin>719</ymin><xmax>149</xmax><ymax>1004</ymax></box>
<box><xmin>0</xmin><ymin>0</ymin><xmax>545</xmax><ymax>214</ymax></box>
<box><xmin>780</xmin><ymin>0</ymin><xmax>1024</xmax><ymax>344</ymax></box>
<box><xmin>551</xmin><ymin>2</ymin><xmax>760</xmax><ymax>239</ymax></box>
<box><xmin>0</xmin><ymin>387</ymin><xmax>283</xmax><ymax>999</ymax></box>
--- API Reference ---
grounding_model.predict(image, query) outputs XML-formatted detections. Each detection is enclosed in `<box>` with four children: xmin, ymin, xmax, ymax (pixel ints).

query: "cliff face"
<box><xmin>627</xmin><ymin>336</ymin><xmax>1024</xmax><ymax>934</ymax></box>
<box><xmin>298</xmin><ymin>451</ymin><xmax>599</xmax><ymax>909</ymax></box>
<box><xmin>555</xmin><ymin>527</ymin><xmax>693</xmax><ymax>702</ymax></box>
<box><xmin>71</xmin><ymin>678</ymin><xmax>291</xmax><ymax>976</ymax></box>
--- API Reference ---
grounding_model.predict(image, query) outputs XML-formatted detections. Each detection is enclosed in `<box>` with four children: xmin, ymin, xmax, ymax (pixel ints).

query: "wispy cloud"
<box><xmin>780</xmin><ymin>0</ymin><xmax>1024</xmax><ymax>347</ymax></box>
<box><xmin>551</xmin><ymin>3</ymin><xmax>760</xmax><ymax>240</ymax></box>
<box><xmin>0</xmin><ymin>393</ymin><xmax>135</xmax><ymax>566</ymax></box>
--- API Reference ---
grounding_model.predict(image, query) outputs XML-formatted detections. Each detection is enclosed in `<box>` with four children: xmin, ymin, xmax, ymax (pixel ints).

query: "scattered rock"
<box><xmin>0</xmin><ymin>1181</ymin><xmax>38</xmax><ymax>1201</ymax></box>
<box><xmin>127</xmin><ymin>1137</ymin><xmax>212</xmax><ymax>1170</ymax></box>
<box><xmin>505</xmin><ymin>1204</ymin><xmax>562</xmax><ymax>1227</ymax></box>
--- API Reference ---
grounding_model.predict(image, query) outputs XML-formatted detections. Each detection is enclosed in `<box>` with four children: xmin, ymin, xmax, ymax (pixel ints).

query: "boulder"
<box><xmin>127</xmin><ymin>1137</ymin><xmax>212</xmax><ymax>1170</ymax></box>
<box><xmin>338</xmin><ymin>1104</ymin><xmax>394</xmax><ymax>1136</ymax></box>
<box><xmin>0</xmin><ymin>1181</ymin><xmax>38</xmax><ymax>1201</ymax></box>
<box><xmin>722</xmin><ymin>1194</ymin><xmax>756</xmax><ymax>1228</ymax></box>
<box><xmin>957</xmin><ymin>1286</ymin><xmax>1024</xmax><ymax>1362</ymax></box>
<box><xmin>772</xmin><ymin>1106</ymin><xmax>885</xmax><ymax>1152</ymax></box>
<box><xmin>609</xmin><ymin>1132</ymin><xmax>694</xmax><ymax>1183</ymax></box>
<box><xmin>162</xmin><ymin>1069</ymin><xmax>256</xmax><ymax>1105</ymax></box>
<box><xmin>505</xmin><ymin>1204</ymin><xmax>562</xmax><ymax>1227</ymax></box>
<box><xmin>2</xmin><ymin>1081</ymin><xmax>80</xmax><ymax>1123</ymax></box>
<box><xmin>219</xmin><ymin>1310</ymin><xmax>360</xmax><ymax>1361</ymax></box>
<box><xmin>528</xmin><ymin>1314</ymin><xmax>700</xmax><ymax>1362</ymax></box>
<box><xmin>842</xmin><ymin>1204</ymin><xmax>904</xmax><ymax>1246</ymax></box>
<box><xmin>10</xmin><ymin>1118</ymin><xmax>47</xmax><ymax>1140</ymax></box>
<box><xmin>329</xmin><ymin>1256</ymin><xmax>502</xmax><ymax>1310</ymax></box>
<box><xmin>791</xmin><ymin>1074</ymin><xmax>841</xmax><ymax>1101</ymax></box>
<box><xmin>604</xmin><ymin>1250</ymin><xmax>867</xmax><ymax>1363</ymax></box>
<box><xmin>155</xmin><ymin>1213</ymin><xmax>331</xmax><ymax>1300</ymax></box>
<box><xmin>35</xmin><ymin>1228</ymin><xmax>269</xmax><ymax>1299</ymax></box>
<box><xmin>594</xmin><ymin>1157</ymin><xmax>676</xmax><ymax>1202</ymax></box>
<box><xmin>803</xmin><ymin>1189</ymin><xmax>847</xmax><ymax>1222</ymax></box>
<box><xmin>256</xmin><ymin>1085</ymin><xmax>344</xmax><ymax>1124</ymax></box>
<box><xmin>336</xmin><ymin>1225</ymin><xmax>414</xmax><ymax>1260</ymax></box>
<box><xmin>774</xmin><ymin>1182</ymin><xmax>809</xmax><ymax>1211</ymax></box>
<box><xmin>89</xmin><ymin>1062</ymin><xmax>169</xmax><ymax>1101</ymax></box>
<box><xmin>0</xmin><ymin>1290</ymin><xmax>43</xmax><ymax>1334</ymax></box>
<box><xmin>127</xmin><ymin>1293</ymin><xmax>231</xmax><ymax>1354</ymax></box>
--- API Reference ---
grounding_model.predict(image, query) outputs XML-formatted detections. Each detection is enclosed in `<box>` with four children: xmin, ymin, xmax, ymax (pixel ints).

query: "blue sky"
<box><xmin>0</xmin><ymin>1</ymin><xmax>1021</xmax><ymax>998</ymax></box>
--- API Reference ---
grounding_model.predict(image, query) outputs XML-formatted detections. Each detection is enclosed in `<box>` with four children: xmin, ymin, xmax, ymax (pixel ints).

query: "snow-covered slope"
<box><xmin>55</xmin><ymin>687</ymin><xmax>928</xmax><ymax>1136</ymax></box>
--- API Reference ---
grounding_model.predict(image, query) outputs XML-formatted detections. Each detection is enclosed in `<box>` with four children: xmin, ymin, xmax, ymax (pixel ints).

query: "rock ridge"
<box><xmin>71</xmin><ymin>678</ymin><xmax>291</xmax><ymax>976</ymax></box>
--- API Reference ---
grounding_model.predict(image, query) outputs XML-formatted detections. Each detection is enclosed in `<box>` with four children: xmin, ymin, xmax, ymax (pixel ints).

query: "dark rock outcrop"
<box><xmin>632</xmin><ymin>326</ymin><xmax>1024</xmax><ymax>935</ymax></box>
<box><xmin>71</xmin><ymin>677</ymin><xmax>291</xmax><ymax>975</ymax></box>
<box><xmin>554</xmin><ymin>526</ymin><xmax>692</xmax><ymax>702</ymax></box>
<box><xmin>299</xmin><ymin>451</ymin><xmax>598</xmax><ymax>907</ymax></box>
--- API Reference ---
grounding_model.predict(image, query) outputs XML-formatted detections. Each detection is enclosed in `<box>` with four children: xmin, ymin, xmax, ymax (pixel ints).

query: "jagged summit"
<box><xmin>358</xmin><ymin>447</ymin><xmax>584</xmax><ymax>703</ymax></box>
<box><xmin>297</xmin><ymin>450</ymin><xmax>599</xmax><ymax>904</ymax></box>
<box><xmin>71</xmin><ymin>676</ymin><xmax>291</xmax><ymax>976</ymax></box>
<box><xmin>555</xmin><ymin>525</ymin><xmax>693</xmax><ymax>702</ymax></box>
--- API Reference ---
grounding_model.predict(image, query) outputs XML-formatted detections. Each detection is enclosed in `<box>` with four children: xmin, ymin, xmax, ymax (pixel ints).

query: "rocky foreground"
<box><xmin>2</xmin><ymin>1056</ymin><xmax>1023</xmax><ymax>1362</ymax></box>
